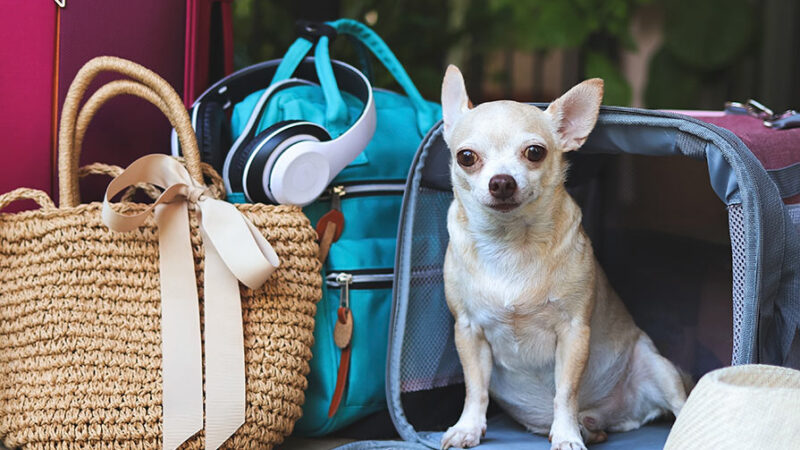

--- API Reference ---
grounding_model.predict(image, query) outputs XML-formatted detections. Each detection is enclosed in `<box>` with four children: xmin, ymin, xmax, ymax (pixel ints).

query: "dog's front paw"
<box><xmin>550</xmin><ymin>419</ymin><xmax>586</xmax><ymax>450</ymax></box>
<box><xmin>549</xmin><ymin>439</ymin><xmax>587</xmax><ymax>450</ymax></box>
<box><xmin>549</xmin><ymin>424</ymin><xmax>586</xmax><ymax>450</ymax></box>
<box><xmin>440</xmin><ymin>418</ymin><xmax>486</xmax><ymax>449</ymax></box>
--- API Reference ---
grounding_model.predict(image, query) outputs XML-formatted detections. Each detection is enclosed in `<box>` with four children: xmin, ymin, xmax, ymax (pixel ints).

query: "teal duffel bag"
<box><xmin>230</xmin><ymin>19</ymin><xmax>441</xmax><ymax>436</ymax></box>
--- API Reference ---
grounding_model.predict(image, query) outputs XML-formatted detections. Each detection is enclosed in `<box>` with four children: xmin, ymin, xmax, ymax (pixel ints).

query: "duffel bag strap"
<box><xmin>327</xmin><ymin>18</ymin><xmax>438</xmax><ymax>136</ymax></box>
<box><xmin>273</xmin><ymin>19</ymin><xmax>437</xmax><ymax>137</ymax></box>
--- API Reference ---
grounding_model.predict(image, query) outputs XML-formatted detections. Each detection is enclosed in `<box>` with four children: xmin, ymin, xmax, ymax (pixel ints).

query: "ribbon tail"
<box><xmin>155</xmin><ymin>202</ymin><xmax>204</xmax><ymax>450</ymax></box>
<box><xmin>198</xmin><ymin>198</ymin><xmax>280</xmax><ymax>289</ymax></box>
<box><xmin>203</xmin><ymin>231</ymin><xmax>246</xmax><ymax>450</ymax></box>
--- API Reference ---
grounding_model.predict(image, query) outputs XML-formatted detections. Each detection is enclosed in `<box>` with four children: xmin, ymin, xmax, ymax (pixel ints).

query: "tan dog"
<box><xmin>439</xmin><ymin>65</ymin><xmax>688</xmax><ymax>450</ymax></box>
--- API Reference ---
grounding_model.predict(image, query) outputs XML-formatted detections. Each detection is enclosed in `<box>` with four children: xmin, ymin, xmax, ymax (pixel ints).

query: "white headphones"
<box><xmin>173</xmin><ymin>58</ymin><xmax>376</xmax><ymax>206</ymax></box>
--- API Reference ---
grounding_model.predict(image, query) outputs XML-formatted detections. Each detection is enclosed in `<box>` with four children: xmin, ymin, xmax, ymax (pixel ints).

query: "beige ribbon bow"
<box><xmin>102</xmin><ymin>154</ymin><xmax>280</xmax><ymax>450</ymax></box>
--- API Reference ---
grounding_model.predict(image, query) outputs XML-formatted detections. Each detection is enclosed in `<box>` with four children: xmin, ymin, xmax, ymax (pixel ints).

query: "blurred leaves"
<box><xmin>232</xmin><ymin>1</ymin><xmax>297</xmax><ymax>69</ymax></box>
<box><xmin>645</xmin><ymin>49</ymin><xmax>703</xmax><ymax>108</ymax></box>
<box><xmin>336</xmin><ymin>1</ymin><xmax>454</xmax><ymax>100</ymax></box>
<box><xmin>487</xmin><ymin>0</ymin><xmax>651</xmax><ymax>50</ymax></box>
<box><xmin>585</xmin><ymin>51</ymin><xmax>632</xmax><ymax>106</ymax></box>
<box><xmin>232</xmin><ymin>0</ymin><xmax>453</xmax><ymax>100</ymax></box>
<box><xmin>662</xmin><ymin>0</ymin><xmax>755</xmax><ymax>71</ymax></box>
<box><xmin>644</xmin><ymin>0</ymin><xmax>759</xmax><ymax>109</ymax></box>
<box><xmin>230</xmin><ymin>0</ymin><xmax>761</xmax><ymax>110</ymax></box>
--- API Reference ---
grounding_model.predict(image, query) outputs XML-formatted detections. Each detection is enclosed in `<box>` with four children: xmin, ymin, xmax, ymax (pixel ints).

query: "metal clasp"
<box><xmin>724</xmin><ymin>99</ymin><xmax>800</xmax><ymax>129</ymax></box>
<box><xmin>724</xmin><ymin>99</ymin><xmax>775</xmax><ymax>120</ymax></box>
<box><xmin>336</xmin><ymin>272</ymin><xmax>353</xmax><ymax>310</ymax></box>
<box><xmin>295</xmin><ymin>20</ymin><xmax>337</xmax><ymax>42</ymax></box>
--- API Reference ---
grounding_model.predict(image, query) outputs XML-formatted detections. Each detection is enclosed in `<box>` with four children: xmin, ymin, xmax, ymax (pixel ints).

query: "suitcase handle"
<box><xmin>58</xmin><ymin>56</ymin><xmax>203</xmax><ymax>208</ymax></box>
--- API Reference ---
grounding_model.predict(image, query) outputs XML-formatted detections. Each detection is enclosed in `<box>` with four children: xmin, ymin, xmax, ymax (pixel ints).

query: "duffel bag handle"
<box><xmin>272</xmin><ymin>19</ymin><xmax>437</xmax><ymax>136</ymax></box>
<box><xmin>59</xmin><ymin>56</ymin><xmax>204</xmax><ymax>208</ymax></box>
<box><xmin>328</xmin><ymin>18</ymin><xmax>437</xmax><ymax>135</ymax></box>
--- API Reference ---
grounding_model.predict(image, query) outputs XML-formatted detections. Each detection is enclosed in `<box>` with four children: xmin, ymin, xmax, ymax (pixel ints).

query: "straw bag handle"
<box><xmin>72</xmin><ymin>79</ymin><xmax>225</xmax><ymax>201</ymax></box>
<box><xmin>59</xmin><ymin>56</ymin><xmax>203</xmax><ymax>208</ymax></box>
<box><xmin>0</xmin><ymin>188</ymin><xmax>56</xmax><ymax>212</ymax></box>
<box><xmin>78</xmin><ymin>162</ymin><xmax>162</xmax><ymax>202</ymax></box>
<box><xmin>78</xmin><ymin>159</ymin><xmax>226</xmax><ymax>202</ymax></box>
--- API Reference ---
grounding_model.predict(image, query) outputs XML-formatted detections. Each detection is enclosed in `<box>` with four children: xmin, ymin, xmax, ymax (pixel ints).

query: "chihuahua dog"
<box><xmin>439</xmin><ymin>66</ymin><xmax>688</xmax><ymax>450</ymax></box>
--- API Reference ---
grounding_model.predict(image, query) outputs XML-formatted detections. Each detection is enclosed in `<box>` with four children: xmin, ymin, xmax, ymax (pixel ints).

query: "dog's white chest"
<box><xmin>464</xmin><ymin>266</ymin><xmax>560</xmax><ymax>371</ymax></box>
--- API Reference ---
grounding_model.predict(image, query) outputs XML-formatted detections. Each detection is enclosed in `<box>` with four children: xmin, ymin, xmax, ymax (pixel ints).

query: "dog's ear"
<box><xmin>545</xmin><ymin>78</ymin><xmax>604</xmax><ymax>152</ymax></box>
<box><xmin>442</xmin><ymin>65</ymin><xmax>472</xmax><ymax>138</ymax></box>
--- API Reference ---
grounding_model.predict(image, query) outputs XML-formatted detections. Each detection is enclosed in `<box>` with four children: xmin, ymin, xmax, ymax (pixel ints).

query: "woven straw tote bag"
<box><xmin>0</xmin><ymin>57</ymin><xmax>321</xmax><ymax>449</ymax></box>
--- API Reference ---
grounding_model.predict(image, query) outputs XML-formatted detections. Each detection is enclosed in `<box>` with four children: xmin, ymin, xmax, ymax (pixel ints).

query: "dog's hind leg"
<box><xmin>633</xmin><ymin>335</ymin><xmax>688</xmax><ymax>418</ymax></box>
<box><xmin>578</xmin><ymin>411</ymin><xmax>607</xmax><ymax>444</ymax></box>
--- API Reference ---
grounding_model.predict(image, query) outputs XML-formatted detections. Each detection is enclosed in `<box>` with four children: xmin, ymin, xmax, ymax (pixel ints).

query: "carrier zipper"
<box><xmin>326</xmin><ymin>270</ymin><xmax>394</xmax><ymax>290</ymax></box>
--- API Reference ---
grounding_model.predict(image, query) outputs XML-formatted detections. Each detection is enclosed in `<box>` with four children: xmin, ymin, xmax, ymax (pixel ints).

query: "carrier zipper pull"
<box><xmin>329</xmin><ymin>272</ymin><xmax>353</xmax><ymax>417</ymax></box>
<box><xmin>316</xmin><ymin>185</ymin><xmax>345</xmax><ymax>264</ymax></box>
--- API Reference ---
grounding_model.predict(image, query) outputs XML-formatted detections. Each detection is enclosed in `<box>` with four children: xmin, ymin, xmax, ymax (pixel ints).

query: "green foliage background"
<box><xmin>232</xmin><ymin>0</ymin><xmax>762</xmax><ymax>109</ymax></box>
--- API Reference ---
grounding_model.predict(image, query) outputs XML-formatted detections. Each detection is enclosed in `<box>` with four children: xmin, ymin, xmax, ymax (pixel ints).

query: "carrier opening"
<box><xmin>385</xmin><ymin>108</ymin><xmax>800</xmax><ymax>449</ymax></box>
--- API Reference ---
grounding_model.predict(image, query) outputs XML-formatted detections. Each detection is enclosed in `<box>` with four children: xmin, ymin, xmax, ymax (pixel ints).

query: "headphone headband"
<box><xmin>182</xmin><ymin>57</ymin><xmax>376</xmax><ymax>205</ymax></box>
<box><xmin>191</xmin><ymin>57</ymin><xmax>371</xmax><ymax>118</ymax></box>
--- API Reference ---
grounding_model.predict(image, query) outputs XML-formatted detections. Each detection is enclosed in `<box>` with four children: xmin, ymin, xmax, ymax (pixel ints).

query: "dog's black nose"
<box><xmin>488</xmin><ymin>174</ymin><xmax>517</xmax><ymax>199</ymax></box>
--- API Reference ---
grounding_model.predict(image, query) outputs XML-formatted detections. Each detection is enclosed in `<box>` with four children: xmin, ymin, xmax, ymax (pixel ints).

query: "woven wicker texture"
<box><xmin>0</xmin><ymin>56</ymin><xmax>321</xmax><ymax>449</ymax></box>
<box><xmin>664</xmin><ymin>364</ymin><xmax>800</xmax><ymax>449</ymax></box>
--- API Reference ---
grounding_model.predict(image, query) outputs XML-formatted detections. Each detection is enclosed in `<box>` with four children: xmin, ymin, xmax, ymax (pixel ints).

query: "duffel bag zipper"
<box><xmin>326</xmin><ymin>270</ymin><xmax>394</xmax><ymax>290</ymax></box>
<box><xmin>315</xmin><ymin>183</ymin><xmax>405</xmax><ymax>265</ymax></box>
<box><xmin>320</xmin><ymin>181</ymin><xmax>406</xmax><ymax>202</ymax></box>
<box><xmin>325</xmin><ymin>269</ymin><xmax>393</xmax><ymax>418</ymax></box>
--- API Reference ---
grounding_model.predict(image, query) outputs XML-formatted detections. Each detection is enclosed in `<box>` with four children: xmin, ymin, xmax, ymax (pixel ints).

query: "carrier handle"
<box><xmin>59</xmin><ymin>56</ymin><xmax>203</xmax><ymax>208</ymax></box>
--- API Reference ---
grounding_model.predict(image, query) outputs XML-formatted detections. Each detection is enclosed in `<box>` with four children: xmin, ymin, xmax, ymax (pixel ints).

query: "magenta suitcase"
<box><xmin>0</xmin><ymin>0</ymin><xmax>233</xmax><ymax>212</ymax></box>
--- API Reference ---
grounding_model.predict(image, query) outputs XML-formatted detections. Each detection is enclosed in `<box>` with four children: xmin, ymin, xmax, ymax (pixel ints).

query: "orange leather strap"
<box><xmin>318</xmin><ymin>221</ymin><xmax>337</xmax><ymax>264</ymax></box>
<box><xmin>328</xmin><ymin>307</ymin><xmax>352</xmax><ymax>418</ymax></box>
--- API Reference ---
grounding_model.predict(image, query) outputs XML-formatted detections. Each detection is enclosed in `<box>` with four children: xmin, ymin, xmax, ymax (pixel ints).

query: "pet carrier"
<box><xmin>338</xmin><ymin>106</ymin><xmax>800</xmax><ymax>449</ymax></box>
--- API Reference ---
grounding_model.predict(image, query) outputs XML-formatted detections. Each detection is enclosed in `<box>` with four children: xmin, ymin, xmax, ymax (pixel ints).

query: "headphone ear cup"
<box><xmin>245</xmin><ymin>122</ymin><xmax>331</xmax><ymax>204</ymax></box>
<box><xmin>226</xmin><ymin>120</ymin><xmax>303</xmax><ymax>194</ymax></box>
<box><xmin>195</xmin><ymin>101</ymin><xmax>231</xmax><ymax>174</ymax></box>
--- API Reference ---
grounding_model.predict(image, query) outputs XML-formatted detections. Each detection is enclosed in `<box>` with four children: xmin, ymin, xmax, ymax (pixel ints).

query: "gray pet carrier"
<box><xmin>340</xmin><ymin>106</ymin><xmax>800</xmax><ymax>449</ymax></box>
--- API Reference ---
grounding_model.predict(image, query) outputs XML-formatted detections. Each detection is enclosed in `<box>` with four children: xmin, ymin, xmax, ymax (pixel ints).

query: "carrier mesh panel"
<box><xmin>728</xmin><ymin>203</ymin><xmax>748</xmax><ymax>365</ymax></box>
<box><xmin>787</xmin><ymin>205</ymin><xmax>800</xmax><ymax>235</ymax></box>
<box><xmin>399</xmin><ymin>187</ymin><xmax>462</xmax><ymax>393</ymax></box>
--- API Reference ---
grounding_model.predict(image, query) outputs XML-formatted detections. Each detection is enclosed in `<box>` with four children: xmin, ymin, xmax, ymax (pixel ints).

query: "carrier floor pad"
<box><xmin>421</xmin><ymin>413</ymin><xmax>672</xmax><ymax>449</ymax></box>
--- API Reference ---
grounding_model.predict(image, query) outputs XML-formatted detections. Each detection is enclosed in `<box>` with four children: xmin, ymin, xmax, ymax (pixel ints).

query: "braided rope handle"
<box><xmin>78</xmin><ymin>163</ymin><xmax>161</xmax><ymax>202</ymax></box>
<box><xmin>58</xmin><ymin>56</ymin><xmax>203</xmax><ymax>208</ymax></box>
<box><xmin>0</xmin><ymin>188</ymin><xmax>56</xmax><ymax>212</ymax></box>
<box><xmin>78</xmin><ymin>160</ymin><xmax>225</xmax><ymax>202</ymax></box>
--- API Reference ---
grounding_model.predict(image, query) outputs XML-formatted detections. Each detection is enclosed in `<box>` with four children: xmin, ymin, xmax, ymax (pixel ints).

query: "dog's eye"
<box><xmin>524</xmin><ymin>145</ymin><xmax>547</xmax><ymax>162</ymax></box>
<box><xmin>456</xmin><ymin>149</ymin><xmax>478</xmax><ymax>167</ymax></box>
